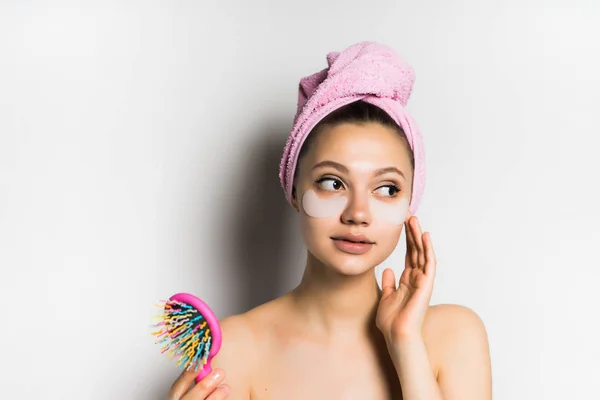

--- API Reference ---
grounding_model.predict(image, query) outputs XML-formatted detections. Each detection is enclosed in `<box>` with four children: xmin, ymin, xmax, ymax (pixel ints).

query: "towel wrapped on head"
<box><xmin>278</xmin><ymin>41</ymin><xmax>426</xmax><ymax>215</ymax></box>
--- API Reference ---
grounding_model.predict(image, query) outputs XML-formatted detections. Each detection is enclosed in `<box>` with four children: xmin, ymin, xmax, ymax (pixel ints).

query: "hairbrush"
<box><xmin>152</xmin><ymin>292</ymin><xmax>222</xmax><ymax>382</ymax></box>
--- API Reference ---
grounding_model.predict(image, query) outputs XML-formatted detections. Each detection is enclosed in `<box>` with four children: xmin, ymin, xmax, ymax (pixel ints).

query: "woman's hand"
<box><xmin>376</xmin><ymin>215</ymin><xmax>437</xmax><ymax>350</ymax></box>
<box><xmin>168</xmin><ymin>367</ymin><xmax>230</xmax><ymax>400</ymax></box>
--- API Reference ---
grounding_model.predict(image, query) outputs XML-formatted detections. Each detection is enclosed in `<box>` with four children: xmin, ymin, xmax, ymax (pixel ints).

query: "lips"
<box><xmin>331</xmin><ymin>233</ymin><xmax>374</xmax><ymax>244</ymax></box>
<box><xmin>331</xmin><ymin>236</ymin><xmax>374</xmax><ymax>255</ymax></box>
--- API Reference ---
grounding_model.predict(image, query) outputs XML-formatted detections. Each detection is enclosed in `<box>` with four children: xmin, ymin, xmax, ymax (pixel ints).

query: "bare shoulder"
<box><xmin>209</xmin><ymin>298</ymin><xmax>285</xmax><ymax>399</ymax></box>
<box><xmin>423</xmin><ymin>304</ymin><xmax>493</xmax><ymax>399</ymax></box>
<box><xmin>210</xmin><ymin>313</ymin><xmax>257</xmax><ymax>399</ymax></box>
<box><xmin>422</xmin><ymin>304</ymin><xmax>490</xmax><ymax>359</ymax></box>
<box><xmin>424</xmin><ymin>303</ymin><xmax>488</xmax><ymax>335</ymax></box>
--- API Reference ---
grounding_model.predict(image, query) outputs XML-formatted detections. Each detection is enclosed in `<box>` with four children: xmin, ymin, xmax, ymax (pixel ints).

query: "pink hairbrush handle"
<box><xmin>195</xmin><ymin>364</ymin><xmax>213</xmax><ymax>382</ymax></box>
<box><xmin>169</xmin><ymin>293</ymin><xmax>223</xmax><ymax>383</ymax></box>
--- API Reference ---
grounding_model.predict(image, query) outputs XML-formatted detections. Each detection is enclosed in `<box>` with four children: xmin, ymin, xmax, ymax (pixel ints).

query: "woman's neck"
<box><xmin>289</xmin><ymin>251</ymin><xmax>383</xmax><ymax>341</ymax></box>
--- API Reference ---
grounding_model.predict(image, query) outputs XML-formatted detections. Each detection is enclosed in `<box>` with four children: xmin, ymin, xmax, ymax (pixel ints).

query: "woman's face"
<box><xmin>292</xmin><ymin>122</ymin><xmax>414</xmax><ymax>276</ymax></box>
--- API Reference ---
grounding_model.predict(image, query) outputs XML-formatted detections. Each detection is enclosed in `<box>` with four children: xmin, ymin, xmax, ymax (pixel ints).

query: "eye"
<box><xmin>316</xmin><ymin>177</ymin><xmax>344</xmax><ymax>192</ymax></box>
<box><xmin>375</xmin><ymin>185</ymin><xmax>401</xmax><ymax>198</ymax></box>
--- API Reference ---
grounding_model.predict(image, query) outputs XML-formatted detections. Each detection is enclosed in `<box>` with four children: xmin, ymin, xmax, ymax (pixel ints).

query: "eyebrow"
<box><xmin>311</xmin><ymin>160</ymin><xmax>405</xmax><ymax>179</ymax></box>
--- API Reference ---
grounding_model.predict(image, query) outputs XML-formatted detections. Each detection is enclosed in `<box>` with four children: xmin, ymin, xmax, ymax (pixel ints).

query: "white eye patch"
<box><xmin>369</xmin><ymin>196</ymin><xmax>410</xmax><ymax>226</ymax></box>
<box><xmin>301</xmin><ymin>190</ymin><xmax>347</xmax><ymax>218</ymax></box>
<box><xmin>301</xmin><ymin>189</ymin><xmax>409</xmax><ymax>225</ymax></box>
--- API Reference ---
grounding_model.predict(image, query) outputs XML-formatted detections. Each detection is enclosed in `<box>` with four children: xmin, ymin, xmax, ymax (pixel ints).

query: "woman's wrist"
<box><xmin>387</xmin><ymin>335</ymin><xmax>444</xmax><ymax>400</ymax></box>
<box><xmin>384</xmin><ymin>332</ymin><xmax>424</xmax><ymax>357</ymax></box>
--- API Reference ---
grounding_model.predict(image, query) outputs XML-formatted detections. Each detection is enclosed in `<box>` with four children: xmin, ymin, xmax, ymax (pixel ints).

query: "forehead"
<box><xmin>306</xmin><ymin>122</ymin><xmax>412</xmax><ymax>170</ymax></box>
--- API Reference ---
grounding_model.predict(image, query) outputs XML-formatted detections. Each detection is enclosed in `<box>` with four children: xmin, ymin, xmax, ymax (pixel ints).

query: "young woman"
<box><xmin>167</xmin><ymin>42</ymin><xmax>492</xmax><ymax>400</ymax></box>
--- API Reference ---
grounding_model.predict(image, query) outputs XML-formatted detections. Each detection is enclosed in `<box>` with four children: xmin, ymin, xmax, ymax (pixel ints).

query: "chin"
<box><xmin>328</xmin><ymin>259</ymin><xmax>373</xmax><ymax>276</ymax></box>
<box><xmin>311</xmin><ymin>246</ymin><xmax>386</xmax><ymax>277</ymax></box>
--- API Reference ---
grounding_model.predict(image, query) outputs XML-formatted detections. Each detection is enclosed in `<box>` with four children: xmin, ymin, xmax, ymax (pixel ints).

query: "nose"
<box><xmin>340</xmin><ymin>190</ymin><xmax>371</xmax><ymax>226</ymax></box>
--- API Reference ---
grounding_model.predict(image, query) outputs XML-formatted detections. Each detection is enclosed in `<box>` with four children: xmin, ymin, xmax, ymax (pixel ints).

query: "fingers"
<box><xmin>183</xmin><ymin>369</ymin><xmax>227</xmax><ymax>399</ymax></box>
<box><xmin>423</xmin><ymin>232</ymin><xmax>437</xmax><ymax>277</ymax></box>
<box><xmin>205</xmin><ymin>384</ymin><xmax>230</xmax><ymax>399</ymax></box>
<box><xmin>169</xmin><ymin>368</ymin><xmax>227</xmax><ymax>400</ymax></box>
<box><xmin>381</xmin><ymin>268</ymin><xmax>397</xmax><ymax>296</ymax></box>
<box><xmin>411</xmin><ymin>218</ymin><xmax>426</xmax><ymax>267</ymax></box>
<box><xmin>406</xmin><ymin>217</ymin><xmax>431</xmax><ymax>271</ymax></box>
<box><xmin>405</xmin><ymin>218</ymin><xmax>418</xmax><ymax>268</ymax></box>
<box><xmin>397</xmin><ymin>265</ymin><xmax>412</xmax><ymax>296</ymax></box>
<box><xmin>169</xmin><ymin>367</ymin><xmax>200</xmax><ymax>400</ymax></box>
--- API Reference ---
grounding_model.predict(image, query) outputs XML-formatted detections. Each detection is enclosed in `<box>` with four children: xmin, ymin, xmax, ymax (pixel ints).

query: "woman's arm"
<box><xmin>434</xmin><ymin>305</ymin><xmax>493</xmax><ymax>399</ymax></box>
<box><xmin>391</xmin><ymin>304</ymin><xmax>492</xmax><ymax>400</ymax></box>
<box><xmin>390</xmin><ymin>335</ymin><xmax>443</xmax><ymax>400</ymax></box>
<box><xmin>209</xmin><ymin>315</ymin><xmax>257</xmax><ymax>400</ymax></box>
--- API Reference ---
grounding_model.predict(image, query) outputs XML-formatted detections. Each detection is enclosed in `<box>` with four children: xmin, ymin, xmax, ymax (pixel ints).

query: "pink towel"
<box><xmin>278</xmin><ymin>41</ymin><xmax>426</xmax><ymax>215</ymax></box>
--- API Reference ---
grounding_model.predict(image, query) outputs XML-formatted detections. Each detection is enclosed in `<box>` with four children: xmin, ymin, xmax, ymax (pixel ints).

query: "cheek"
<box><xmin>301</xmin><ymin>190</ymin><xmax>347</xmax><ymax>219</ymax></box>
<box><xmin>370</xmin><ymin>197</ymin><xmax>410</xmax><ymax>226</ymax></box>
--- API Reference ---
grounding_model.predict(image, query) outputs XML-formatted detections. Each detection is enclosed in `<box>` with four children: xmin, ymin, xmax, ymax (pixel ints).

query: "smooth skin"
<box><xmin>168</xmin><ymin>122</ymin><xmax>492</xmax><ymax>399</ymax></box>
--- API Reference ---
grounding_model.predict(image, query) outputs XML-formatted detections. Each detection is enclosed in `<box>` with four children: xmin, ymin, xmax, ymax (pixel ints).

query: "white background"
<box><xmin>1</xmin><ymin>1</ymin><xmax>599</xmax><ymax>399</ymax></box>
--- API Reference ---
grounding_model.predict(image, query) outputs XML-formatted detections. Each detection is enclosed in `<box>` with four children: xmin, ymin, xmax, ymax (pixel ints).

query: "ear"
<box><xmin>291</xmin><ymin>187</ymin><xmax>300</xmax><ymax>213</ymax></box>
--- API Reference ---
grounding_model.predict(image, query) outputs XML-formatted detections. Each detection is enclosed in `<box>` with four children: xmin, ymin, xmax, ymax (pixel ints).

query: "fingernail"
<box><xmin>211</xmin><ymin>370</ymin><xmax>222</xmax><ymax>380</ymax></box>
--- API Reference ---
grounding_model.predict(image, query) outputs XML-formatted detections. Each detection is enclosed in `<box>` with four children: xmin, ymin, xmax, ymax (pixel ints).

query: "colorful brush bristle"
<box><xmin>152</xmin><ymin>293</ymin><xmax>222</xmax><ymax>382</ymax></box>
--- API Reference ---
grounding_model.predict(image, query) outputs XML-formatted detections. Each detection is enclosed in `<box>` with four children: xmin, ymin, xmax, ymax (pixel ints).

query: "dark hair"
<box><xmin>292</xmin><ymin>100</ymin><xmax>415</xmax><ymax>196</ymax></box>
